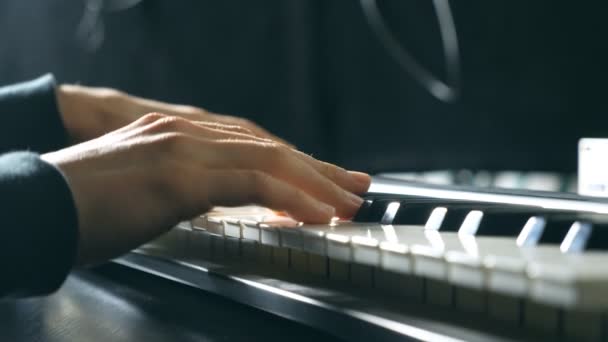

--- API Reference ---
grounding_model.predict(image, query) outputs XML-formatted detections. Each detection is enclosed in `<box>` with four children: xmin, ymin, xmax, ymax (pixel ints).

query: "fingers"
<box><xmin>201</xmin><ymin>141</ymin><xmax>364</xmax><ymax>218</ymax></box>
<box><xmin>291</xmin><ymin>151</ymin><xmax>371</xmax><ymax>194</ymax></box>
<box><xmin>130</xmin><ymin>113</ymin><xmax>370</xmax><ymax>221</ymax></box>
<box><xmin>204</xmin><ymin>170</ymin><xmax>336</xmax><ymax>223</ymax></box>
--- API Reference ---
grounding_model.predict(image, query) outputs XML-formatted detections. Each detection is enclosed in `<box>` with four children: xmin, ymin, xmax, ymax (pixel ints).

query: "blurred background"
<box><xmin>1</xmin><ymin>0</ymin><xmax>607</xmax><ymax>190</ymax></box>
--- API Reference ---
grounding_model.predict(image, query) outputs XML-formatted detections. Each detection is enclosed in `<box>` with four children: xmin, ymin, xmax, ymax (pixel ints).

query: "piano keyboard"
<box><xmin>116</xmin><ymin>177</ymin><xmax>608</xmax><ymax>341</ymax></box>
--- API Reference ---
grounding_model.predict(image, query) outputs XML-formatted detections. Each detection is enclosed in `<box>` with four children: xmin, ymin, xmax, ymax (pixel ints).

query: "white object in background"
<box><xmin>578</xmin><ymin>138</ymin><xmax>608</xmax><ymax>197</ymax></box>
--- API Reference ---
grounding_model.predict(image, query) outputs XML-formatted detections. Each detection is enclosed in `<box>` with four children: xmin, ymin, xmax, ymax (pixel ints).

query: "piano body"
<box><xmin>115</xmin><ymin>176</ymin><xmax>608</xmax><ymax>342</ymax></box>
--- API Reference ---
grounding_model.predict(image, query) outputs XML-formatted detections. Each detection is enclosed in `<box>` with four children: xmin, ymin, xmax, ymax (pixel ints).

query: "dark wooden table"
<box><xmin>0</xmin><ymin>264</ymin><xmax>342</xmax><ymax>341</ymax></box>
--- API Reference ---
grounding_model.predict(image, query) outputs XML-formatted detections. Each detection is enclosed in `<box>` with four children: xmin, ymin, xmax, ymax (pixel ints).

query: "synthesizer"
<box><xmin>115</xmin><ymin>176</ymin><xmax>608</xmax><ymax>341</ymax></box>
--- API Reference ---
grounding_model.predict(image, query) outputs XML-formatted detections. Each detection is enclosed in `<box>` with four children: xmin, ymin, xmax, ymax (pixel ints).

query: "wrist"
<box><xmin>56</xmin><ymin>84</ymin><xmax>126</xmax><ymax>142</ymax></box>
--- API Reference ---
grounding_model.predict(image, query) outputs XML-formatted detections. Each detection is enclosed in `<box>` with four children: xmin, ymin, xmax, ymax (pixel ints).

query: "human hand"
<box><xmin>55</xmin><ymin>84</ymin><xmax>290</xmax><ymax>145</ymax></box>
<box><xmin>41</xmin><ymin>113</ymin><xmax>371</xmax><ymax>265</ymax></box>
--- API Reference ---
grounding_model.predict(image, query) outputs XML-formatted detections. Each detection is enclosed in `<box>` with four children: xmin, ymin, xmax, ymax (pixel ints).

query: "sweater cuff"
<box><xmin>0</xmin><ymin>74</ymin><xmax>70</xmax><ymax>153</ymax></box>
<box><xmin>0</xmin><ymin>152</ymin><xmax>79</xmax><ymax>297</ymax></box>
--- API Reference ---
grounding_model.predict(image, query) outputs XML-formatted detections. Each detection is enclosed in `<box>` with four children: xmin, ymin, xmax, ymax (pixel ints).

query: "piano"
<box><xmin>115</xmin><ymin>176</ymin><xmax>608</xmax><ymax>341</ymax></box>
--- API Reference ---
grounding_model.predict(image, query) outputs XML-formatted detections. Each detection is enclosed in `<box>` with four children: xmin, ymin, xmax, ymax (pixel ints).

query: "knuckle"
<box><xmin>140</xmin><ymin>112</ymin><xmax>167</xmax><ymax>124</ymax></box>
<box><xmin>229</xmin><ymin>117</ymin><xmax>254</xmax><ymax>130</ymax></box>
<box><xmin>224</xmin><ymin>124</ymin><xmax>251</xmax><ymax>134</ymax></box>
<box><xmin>155</xmin><ymin>116</ymin><xmax>188</xmax><ymax>132</ymax></box>
<box><xmin>322</xmin><ymin>162</ymin><xmax>344</xmax><ymax>180</ymax></box>
<box><xmin>262</xmin><ymin>142</ymin><xmax>287</xmax><ymax>165</ymax></box>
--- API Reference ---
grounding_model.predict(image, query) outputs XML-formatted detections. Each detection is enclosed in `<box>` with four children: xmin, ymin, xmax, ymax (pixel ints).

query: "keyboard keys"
<box><xmin>473</xmin><ymin>210</ymin><xmax>538</xmax><ymax>237</ymax></box>
<box><xmin>353</xmin><ymin>199</ymin><xmax>393</xmax><ymax>223</ymax></box>
<box><xmin>392</xmin><ymin>202</ymin><xmax>437</xmax><ymax>225</ymax></box>
<box><xmin>140</xmin><ymin>184</ymin><xmax>608</xmax><ymax>342</ymax></box>
<box><xmin>581</xmin><ymin>222</ymin><xmax>608</xmax><ymax>251</ymax></box>
<box><xmin>537</xmin><ymin>218</ymin><xmax>576</xmax><ymax>244</ymax></box>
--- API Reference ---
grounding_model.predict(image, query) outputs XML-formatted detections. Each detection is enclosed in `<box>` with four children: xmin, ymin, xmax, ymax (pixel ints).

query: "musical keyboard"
<box><xmin>115</xmin><ymin>177</ymin><xmax>608</xmax><ymax>341</ymax></box>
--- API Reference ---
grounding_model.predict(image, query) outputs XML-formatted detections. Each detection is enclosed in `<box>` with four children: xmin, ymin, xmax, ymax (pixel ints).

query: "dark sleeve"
<box><xmin>0</xmin><ymin>74</ymin><xmax>70</xmax><ymax>154</ymax></box>
<box><xmin>0</xmin><ymin>75</ymin><xmax>79</xmax><ymax>298</ymax></box>
<box><xmin>0</xmin><ymin>152</ymin><xmax>79</xmax><ymax>298</ymax></box>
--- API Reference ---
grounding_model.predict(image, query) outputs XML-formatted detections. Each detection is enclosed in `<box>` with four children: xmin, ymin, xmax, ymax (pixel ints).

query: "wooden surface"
<box><xmin>0</xmin><ymin>264</ymin><xmax>342</xmax><ymax>341</ymax></box>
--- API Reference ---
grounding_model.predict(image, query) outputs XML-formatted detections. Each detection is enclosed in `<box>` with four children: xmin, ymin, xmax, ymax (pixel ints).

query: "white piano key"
<box><xmin>301</xmin><ymin>222</ymin><xmax>398</xmax><ymax>264</ymax></box>
<box><xmin>241</xmin><ymin>220</ymin><xmax>261</xmax><ymax>241</ymax></box>
<box><xmin>272</xmin><ymin>247</ymin><xmax>290</xmax><ymax>268</ymax></box>
<box><xmin>445</xmin><ymin>251</ymin><xmax>484</xmax><ymax>289</ymax></box>
<box><xmin>411</xmin><ymin>245</ymin><xmax>447</xmax><ymax>280</ymax></box>
<box><xmin>260</xmin><ymin>224</ymin><xmax>281</xmax><ymax>247</ymax></box>
<box><xmin>351</xmin><ymin>235</ymin><xmax>381</xmax><ymax>266</ymax></box>
<box><xmin>375</xmin><ymin>269</ymin><xmax>424</xmax><ymax>302</ymax></box>
<box><xmin>485</xmin><ymin>255</ymin><xmax>528</xmax><ymax>297</ymax></box>
<box><xmin>224</xmin><ymin>236</ymin><xmax>241</xmax><ymax>260</ymax></box>
<box><xmin>196</xmin><ymin>215</ymin><xmax>224</xmax><ymax>235</ymax></box>
<box><xmin>528</xmin><ymin>252</ymin><xmax>608</xmax><ymax>310</ymax></box>
<box><xmin>410</xmin><ymin>231</ymin><xmax>467</xmax><ymax>281</ymax></box>
<box><xmin>425</xmin><ymin>279</ymin><xmax>453</xmax><ymax>307</ymax></box>
<box><xmin>257</xmin><ymin>243</ymin><xmax>273</xmax><ymax>264</ymax></box>
<box><xmin>329</xmin><ymin>259</ymin><xmax>350</xmax><ymax>282</ymax></box>
<box><xmin>326</xmin><ymin>233</ymin><xmax>353</xmax><ymax>262</ymax></box>
<box><xmin>487</xmin><ymin>292</ymin><xmax>522</xmax><ymax>326</ymax></box>
<box><xmin>448</xmin><ymin>236</ymin><xmax>525</xmax><ymax>290</ymax></box>
<box><xmin>240</xmin><ymin>239</ymin><xmax>258</xmax><ymax>262</ymax></box>
<box><xmin>223</xmin><ymin>218</ymin><xmax>242</xmax><ymax>238</ymax></box>
<box><xmin>290</xmin><ymin>249</ymin><xmax>309</xmax><ymax>272</ymax></box>
<box><xmin>453</xmin><ymin>286</ymin><xmax>486</xmax><ymax>314</ymax></box>
<box><xmin>379</xmin><ymin>241</ymin><xmax>411</xmax><ymax>274</ymax></box>
<box><xmin>351</xmin><ymin>263</ymin><xmax>374</xmax><ymax>288</ymax></box>
<box><xmin>309</xmin><ymin>254</ymin><xmax>328</xmax><ymax>277</ymax></box>
<box><xmin>280</xmin><ymin>227</ymin><xmax>303</xmax><ymax>250</ymax></box>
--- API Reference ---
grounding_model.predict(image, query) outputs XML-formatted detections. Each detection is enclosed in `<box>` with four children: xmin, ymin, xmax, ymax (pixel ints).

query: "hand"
<box><xmin>55</xmin><ymin>84</ymin><xmax>290</xmax><ymax>145</ymax></box>
<box><xmin>41</xmin><ymin>113</ymin><xmax>371</xmax><ymax>265</ymax></box>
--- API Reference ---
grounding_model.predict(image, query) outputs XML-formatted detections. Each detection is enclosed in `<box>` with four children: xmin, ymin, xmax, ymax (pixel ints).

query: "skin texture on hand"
<box><xmin>41</xmin><ymin>113</ymin><xmax>371</xmax><ymax>266</ymax></box>
<box><xmin>56</xmin><ymin>84</ymin><xmax>291</xmax><ymax>146</ymax></box>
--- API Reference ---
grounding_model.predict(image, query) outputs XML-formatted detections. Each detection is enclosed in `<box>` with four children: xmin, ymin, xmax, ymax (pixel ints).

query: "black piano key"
<box><xmin>353</xmin><ymin>199</ymin><xmax>395</xmax><ymax>223</ymax></box>
<box><xmin>474</xmin><ymin>210</ymin><xmax>537</xmax><ymax>237</ymax></box>
<box><xmin>392</xmin><ymin>202</ymin><xmax>437</xmax><ymax>225</ymax></box>
<box><xmin>538</xmin><ymin>218</ymin><xmax>575</xmax><ymax>245</ymax></box>
<box><xmin>353</xmin><ymin>199</ymin><xmax>373</xmax><ymax>222</ymax></box>
<box><xmin>438</xmin><ymin>207</ymin><xmax>471</xmax><ymax>232</ymax></box>
<box><xmin>582</xmin><ymin>223</ymin><xmax>608</xmax><ymax>251</ymax></box>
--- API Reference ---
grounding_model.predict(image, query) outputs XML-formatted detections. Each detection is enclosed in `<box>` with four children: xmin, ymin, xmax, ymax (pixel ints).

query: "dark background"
<box><xmin>1</xmin><ymin>0</ymin><xmax>607</xmax><ymax>173</ymax></box>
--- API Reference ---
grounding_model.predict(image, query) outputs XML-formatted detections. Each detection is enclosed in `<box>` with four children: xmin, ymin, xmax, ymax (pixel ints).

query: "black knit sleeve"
<box><xmin>0</xmin><ymin>75</ymin><xmax>79</xmax><ymax>297</ymax></box>
<box><xmin>0</xmin><ymin>74</ymin><xmax>69</xmax><ymax>154</ymax></box>
<box><xmin>0</xmin><ymin>152</ymin><xmax>79</xmax><ymax>297</ymax></box>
